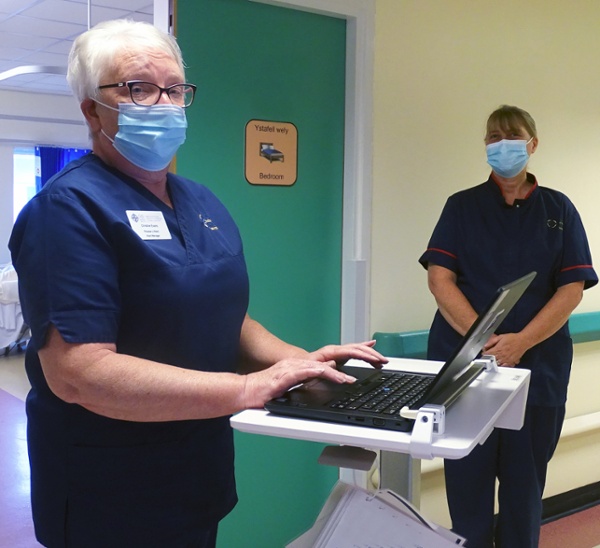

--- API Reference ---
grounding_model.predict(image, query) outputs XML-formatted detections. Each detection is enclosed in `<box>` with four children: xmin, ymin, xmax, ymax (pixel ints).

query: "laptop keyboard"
<box><xmin>329</xmin><ymin>372</ymin><xmax>434</xmax><ymax>415</ymax></box>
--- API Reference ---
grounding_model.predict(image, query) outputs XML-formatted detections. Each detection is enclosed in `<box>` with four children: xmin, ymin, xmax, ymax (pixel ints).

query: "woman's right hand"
<box><xmin>241</xmin><ymin>358</ymin><xmax>356</xmax><ymax>410</ymax></box>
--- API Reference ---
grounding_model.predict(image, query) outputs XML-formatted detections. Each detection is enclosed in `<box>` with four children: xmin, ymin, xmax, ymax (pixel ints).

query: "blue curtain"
<box><xmin>35</xmin><ymin>146</ymin><xmax>91</xmax><ymax>192</ymax></box>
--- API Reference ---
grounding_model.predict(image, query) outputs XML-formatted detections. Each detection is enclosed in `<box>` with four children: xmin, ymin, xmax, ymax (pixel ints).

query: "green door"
<box><xmin>176</xmin><ymin>1</ymin><xmax>346</xmax><ymax>545</ymax></box>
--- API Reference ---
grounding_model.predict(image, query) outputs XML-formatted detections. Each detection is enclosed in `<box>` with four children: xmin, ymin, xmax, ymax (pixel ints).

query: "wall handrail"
<box><xmin>373</xmin><ymin>311</ymin><xmax>600</xmax><ymax>360</ymax></box>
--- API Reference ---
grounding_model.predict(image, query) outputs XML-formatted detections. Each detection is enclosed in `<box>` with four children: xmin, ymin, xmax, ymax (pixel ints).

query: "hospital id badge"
<box><xmin>126</xmin><ymin>210</ymin><xmax>172</xmax><ymax>240</ymax></box>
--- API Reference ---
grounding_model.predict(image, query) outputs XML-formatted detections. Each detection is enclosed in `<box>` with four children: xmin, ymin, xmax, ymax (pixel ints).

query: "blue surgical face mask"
<box><xmin>486</xmin><ymin>138</ymin><xmax>533</xmax><ymax>178</ymax></box>
<box><xmin>97</xmin><ymin>101</ymin><xmax>187</xmax><ymax>171</ymax></box>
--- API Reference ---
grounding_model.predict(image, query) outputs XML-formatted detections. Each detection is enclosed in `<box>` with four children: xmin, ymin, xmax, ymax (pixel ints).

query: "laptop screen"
<box><xmin>417</xmin><ymin>271</ymin><xmax>536</xmax><ymax>406</ymax></box>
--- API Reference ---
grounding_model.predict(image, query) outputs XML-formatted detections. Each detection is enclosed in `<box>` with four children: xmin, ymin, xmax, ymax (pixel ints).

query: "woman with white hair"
<box><xmin>10</xmin><ymin>19</ymin><xmax>386</xmax><ymax>547</ymax></box>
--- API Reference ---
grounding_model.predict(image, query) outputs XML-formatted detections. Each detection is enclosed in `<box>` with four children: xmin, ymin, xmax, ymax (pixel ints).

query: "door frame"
<box><xmin>160</xmin><ymin>0</ymin><xmax>375</xmax><ymax>343</ymax></box>
<box><xmin>250</xmin><ymin>0</ymin><xmax>375</xmax><ymax>343</ymax></box>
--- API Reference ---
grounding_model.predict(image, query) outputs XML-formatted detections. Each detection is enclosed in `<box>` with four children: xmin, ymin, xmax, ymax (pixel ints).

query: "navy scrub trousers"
<box><xmin>445</xmin><ymin>405</ymin><xmax>565</xmax><ymax>547</ymax></box>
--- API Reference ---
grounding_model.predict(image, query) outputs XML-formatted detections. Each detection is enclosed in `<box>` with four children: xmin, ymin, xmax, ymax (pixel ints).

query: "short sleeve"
<box><xmin>556</xmin><ymin>200</ymin><xmax>598</xmax><ymax>290</ymax></box>
<box><xmin>9</xmin><ymin>192</ymin><xmax>121</xmax><ymax>349</ymax></box>
<box><xmin>418</xmin><ymin>196</ymin><xmax>460</xmax><ymax>273</ymax></box>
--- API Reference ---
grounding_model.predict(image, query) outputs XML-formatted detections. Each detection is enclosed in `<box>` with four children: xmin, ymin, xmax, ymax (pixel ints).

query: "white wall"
<box><xmin>0</xmin><ymin>89</ymin><xmax>89</xmax><ymax>263</ymax></box>
<box><xmin>371</xmin><ymin>0</ymin><xmax>600</xmax><ymax>526</ymax></box>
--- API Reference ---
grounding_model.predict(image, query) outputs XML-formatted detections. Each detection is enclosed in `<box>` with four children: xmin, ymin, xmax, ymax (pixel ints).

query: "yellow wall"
<box><xmin>372</xmin><ymin>0</ymin><xmax>600</xmax><ymax>526</ymax></box>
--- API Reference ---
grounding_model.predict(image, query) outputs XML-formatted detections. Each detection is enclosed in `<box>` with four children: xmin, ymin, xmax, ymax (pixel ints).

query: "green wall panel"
<box><xmin>176</xmin><ymin>1</ymin><xmax>346</xmax><ymax>545</ymax></box>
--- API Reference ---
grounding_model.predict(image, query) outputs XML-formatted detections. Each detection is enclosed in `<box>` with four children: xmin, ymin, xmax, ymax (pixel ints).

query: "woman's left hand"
<box><xmin>307</xmin><ymin>340</ymin><xmax>388</xmax><ymax>369</ymax></box>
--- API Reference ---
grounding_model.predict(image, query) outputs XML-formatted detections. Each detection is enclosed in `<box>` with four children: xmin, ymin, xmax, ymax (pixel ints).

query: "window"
<box><xmin>13</xmin><ymin>147</ymin><xmax>36</xmax><ymax>222</ymax></box>
<box><xmin>12</xmin><ymin>146</ymin><xmax>91</xmax><ymax>221</ymax></box>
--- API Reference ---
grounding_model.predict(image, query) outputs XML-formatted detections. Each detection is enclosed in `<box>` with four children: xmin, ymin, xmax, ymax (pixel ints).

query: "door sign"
<box><xmin>245</xmin><ymin>119</ymin><xmax>298</xmax><ymax>186</ymax></box>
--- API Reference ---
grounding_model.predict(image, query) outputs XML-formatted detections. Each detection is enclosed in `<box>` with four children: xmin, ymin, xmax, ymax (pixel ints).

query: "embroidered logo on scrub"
<box><xmin>547</xmin><ymin>219</ymin><xmax>564</xmax><ymax>230</ymax></box>
<box><xmin>126</xmin><ymin>210</ymin><xmax>172</xmax><ymax>240</ymax></box>
<box><xmin>199</xmin><ymin>213</ymin><xmax>219</xmax><ymax>231</ymax></box>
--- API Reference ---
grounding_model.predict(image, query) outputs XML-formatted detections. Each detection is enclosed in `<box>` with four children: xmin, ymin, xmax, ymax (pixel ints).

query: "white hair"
<box><xmin>67</xmin><ymin>19</ymin><xmax>185</xmax><ymax>102</ymax></box>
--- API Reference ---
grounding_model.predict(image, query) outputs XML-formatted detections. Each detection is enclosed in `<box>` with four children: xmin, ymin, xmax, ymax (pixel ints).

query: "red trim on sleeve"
<box><xmin>427</xmin><ymin>248</ymin><xmax>457</xmax><ymax>259</ymax></box>
<box><xmin>561</xmin><ymin>265</ymin><xmax>594</xmax><ymax>273</ymax></box>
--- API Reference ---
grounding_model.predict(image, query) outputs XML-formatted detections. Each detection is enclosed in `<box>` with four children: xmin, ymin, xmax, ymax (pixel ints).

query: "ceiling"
<box><xmin>0</xmin><ymin>0</ymin><xmax>154</xmax><ymax>96</ymax></box>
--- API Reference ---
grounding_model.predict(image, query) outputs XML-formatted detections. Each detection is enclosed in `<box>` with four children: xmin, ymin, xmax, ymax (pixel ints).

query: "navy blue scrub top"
<box><xmin>419</xmin><ymin>174</ymin><xmax>597</xmax><ymax>406</ymax></box>
<box><xmin>9</xmin><ymin>154</ymin><xmax>249</xmax><ymax>546</ymax></box>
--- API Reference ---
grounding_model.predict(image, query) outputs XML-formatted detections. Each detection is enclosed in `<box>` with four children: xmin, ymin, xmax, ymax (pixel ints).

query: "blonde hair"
<box><xmin>485</xmin><ymin>105</ymin><xmax>537</xmax><ymax>139</ymax></box>
<box><xmin>67</xmin><ymin>19</ymin><xmax>185</xmax><ymax>103</ymax></box>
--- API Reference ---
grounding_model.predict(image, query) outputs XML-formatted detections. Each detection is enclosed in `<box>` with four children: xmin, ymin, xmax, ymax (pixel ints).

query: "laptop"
<box><xmin>265</xmin><ymin>271</ymin><xmax>536</xmax><ymax>432</ymax></box>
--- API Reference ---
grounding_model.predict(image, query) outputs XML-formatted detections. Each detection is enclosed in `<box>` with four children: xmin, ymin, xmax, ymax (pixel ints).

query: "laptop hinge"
<box><xmin>473</xmin><ymin>354</ymin><xmax>499</xmax><ymax>373</ymax></box>
<box><xmin>406</xmin><ymin>404</ymin><xmax>446</xmax><ymax>459</ymax></box>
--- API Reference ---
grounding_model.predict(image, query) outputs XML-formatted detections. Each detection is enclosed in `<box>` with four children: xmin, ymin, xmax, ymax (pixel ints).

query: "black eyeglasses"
<box><xmin>98</xmin><ymin>80</ymin><xmax>197</xmax><ymax>108</ymax></box>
